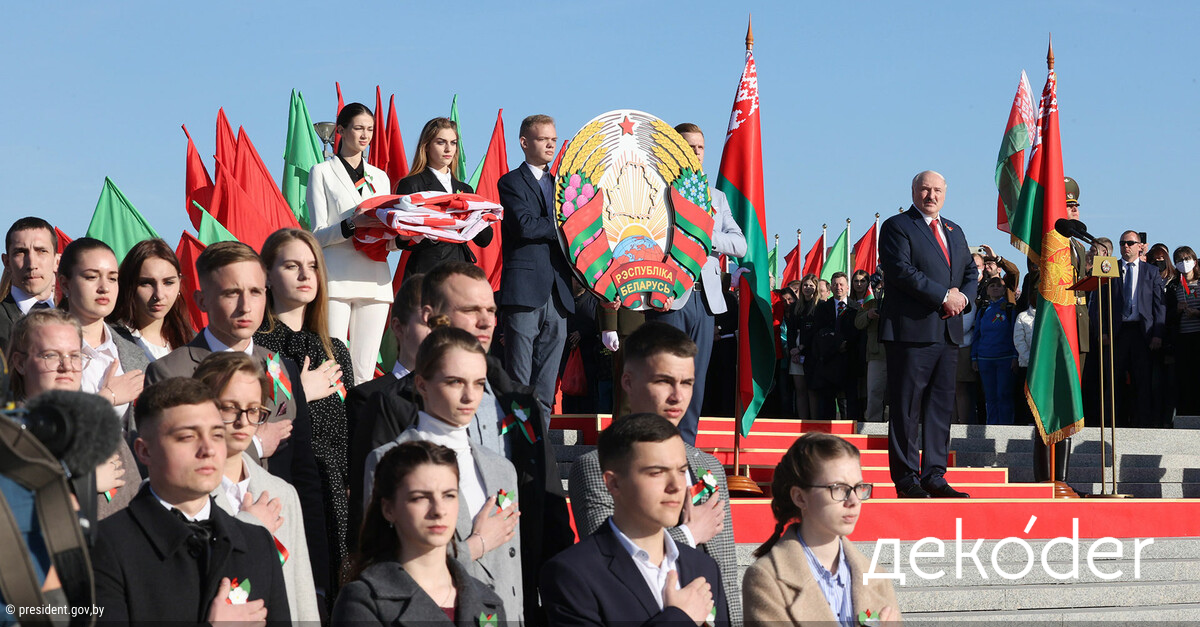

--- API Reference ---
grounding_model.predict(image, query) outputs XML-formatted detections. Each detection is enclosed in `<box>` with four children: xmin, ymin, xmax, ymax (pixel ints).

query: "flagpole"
<box><xmin>821</xmin><ymin>224</ymin><xmax>827</xmax><ymax>268</ymax></box>
<box><xmin>726</xmin><ymin>13</ymin><xmax>763</xmax><ymax>497</ymax></box>
<box><xmin>774</xmin><ymin>233</ymin><xmax>780</xmax><ymax>289</ymax></box>
<box><xmin>845</xmin><ymin>218</ymin><xmax>852</xmax><ymax>275</ymax></box>
<box><xmin>874</xmin><ymin>213</ymin><xmax>881</xmax><ymax>270</ymax></box>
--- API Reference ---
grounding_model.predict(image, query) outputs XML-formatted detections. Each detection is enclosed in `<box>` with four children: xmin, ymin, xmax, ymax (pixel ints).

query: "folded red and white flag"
<box><xmin>352</xmin><ymin>192</ymin><xmax>503</xmax><ymax>261</ymax></box>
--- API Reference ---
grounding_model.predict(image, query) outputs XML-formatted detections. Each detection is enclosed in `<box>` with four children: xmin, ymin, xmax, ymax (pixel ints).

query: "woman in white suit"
<box><xmin>307</xmin><ymin>102</ymin><xmax>392</xmax><ymax>385</ymax></box>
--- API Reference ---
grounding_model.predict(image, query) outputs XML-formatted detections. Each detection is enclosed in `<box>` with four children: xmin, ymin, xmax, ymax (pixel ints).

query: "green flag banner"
<box><xmin>283</xmin><ymin>89</ymin><xmax>323</xmax><ymax>230</ymax></box>
<box><xmin>86</xmin><ymin>177</ymin><xmax>160</xmax><ymax>262</ymax></box>
<box><xmin>819</xmin><ymin>225</ymin><xmax>849</xmax><ymax>282</ymax></box>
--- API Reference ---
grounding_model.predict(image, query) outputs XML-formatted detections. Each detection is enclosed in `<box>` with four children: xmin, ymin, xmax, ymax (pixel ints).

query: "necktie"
<box><xmin>31</xmin><ymin>301</ymin><xmax>50</xmax><ymax>310</ymax></box>
<box><xmin>172</xmin><ymin>509</ymin><xmax>214</xmax><ymax>574</ymax></box>
<box><xmin>538</xmin><ymin>170</ymin><xmax>555</xmax><ymax>213</ymax></box>
<box><xmin>1124</xmin><ymin>261</ymin><xmax>1136</xmax><ymax>319</ymax></box>
<box><xmin>837</xmin><ymin>301</ymin><xmax>845</xmax><ymax>317</ymax></box>
<box><xmin>930</xmin><ymin>219</ymin><xmax>951</xmax><ymax>266</ymax></box>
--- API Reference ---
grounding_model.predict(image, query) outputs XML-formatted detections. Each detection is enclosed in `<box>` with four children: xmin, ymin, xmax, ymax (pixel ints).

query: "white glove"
<box><xmin>731</xmin><ymin>266</ymin><xmax>751</xmax><ymax>287</ymax></box>
<box><xmin>601</xmin><ymin>331</ymin><xmax>620</xmax><ymax>352</ymax></box>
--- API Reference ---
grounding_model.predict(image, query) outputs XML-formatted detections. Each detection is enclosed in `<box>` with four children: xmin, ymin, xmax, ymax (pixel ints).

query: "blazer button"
<box><xmin>509</xmin><ymin>547</ymin><xmax>517</xmax><ymax>557</ymax></box>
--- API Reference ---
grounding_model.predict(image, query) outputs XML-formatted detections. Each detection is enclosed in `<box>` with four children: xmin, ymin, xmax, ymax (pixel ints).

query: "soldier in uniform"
<box><xmin>1033</xmin><ymin>176</ymin><xmax>1086</xmax><ymax>486</ymax></box>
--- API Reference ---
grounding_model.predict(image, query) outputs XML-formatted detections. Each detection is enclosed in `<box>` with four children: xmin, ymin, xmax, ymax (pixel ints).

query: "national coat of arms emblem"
<box><xmin>556</xmin><ymin>110</ymin><xmax>716</xmax><ymax>310</ymax></box>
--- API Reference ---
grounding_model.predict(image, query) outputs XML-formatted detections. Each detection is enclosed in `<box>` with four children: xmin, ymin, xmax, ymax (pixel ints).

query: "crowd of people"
<box><xmin>0</xmin><ymin>104</ymin><xmax>1178</xmax><ymax>626</ymax></box>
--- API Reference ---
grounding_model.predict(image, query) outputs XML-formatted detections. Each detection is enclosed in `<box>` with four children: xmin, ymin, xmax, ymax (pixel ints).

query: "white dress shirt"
<box><xmin>81</xmin><ymin>324</ymin><xmax>129</xmax><ymax>417</ymax></box>
<box><xmin>11</xmin><ymin>286</ymin><xmax>53</xmax><ymax>314</ymax></box>
<box><xmin>127</xmin><ymin>327</ymin><xmax>172</xmax><ymax>361</ymax></box>
<box><xmin>430</xmin><ymin>167</ymin><xmax>453</xmax><ymax>193</ymax></box>
<box><xmin>204</xmin><ymin>328</ymin><xmax>255</xmax><ymax>355</ymax></box>
<box><xmin>390</xmin><ymin>360</ymin><xmax>411</xmax><ymax>380</ymax></box>
<box><xmin>219</xmin><ymin>474</ymin><xmax>252</xmax><ymax>514</ymax></box>
<box><xmin>151</xmin><ymin>485</ymin><xmax>212</xmax><ymax>521</ymax></box>
<box><xmin>608</xmin><ymin>517</ymin><xmax>680</xmax><ymax>610</ymax></box>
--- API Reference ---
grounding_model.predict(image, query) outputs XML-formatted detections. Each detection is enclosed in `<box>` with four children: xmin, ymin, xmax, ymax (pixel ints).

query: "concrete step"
<box><xmin>895</xmin><ymin>579</ymin><xmax>1198</xmax><ymax>613</ymax></box>
<box><xmin>903</xmin><ymin>602</ymin><xmax>1200</xmax><ymax>622</ymax></box>
<box><xmin>1174</xmin><ymin>415</ymin><xmax>1200</xmax><ymax>429</ymax></box>
<box><xmin>954</xmin><ymin>451</ymin><xmax>1200</xmax><ymax>470</ymax></box>
<box><xmin>1065</xmin><ymin>482</ymin><xmax>1200</xmax><ymax>498</ymax></box>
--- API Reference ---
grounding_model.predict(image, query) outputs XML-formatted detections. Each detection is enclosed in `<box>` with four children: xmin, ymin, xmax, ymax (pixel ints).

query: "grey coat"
<box><xmin>333</xmin><ymin>557</ymin><xmax>505</xmax><ymax>627</ymax></box>
<box><xmin>95</xmin><ymin>323</ymin><xmax>150</xmax><ymax>519</ymax></box>
<box><xmin>569</xmin><ymin>443</ymin><xmax>742</xmax><ymax>625</ymax></box>
<box><xmin>365</xmin><ymin>427</ymin><xmax>524</xmax><ymax>624</ymax></box>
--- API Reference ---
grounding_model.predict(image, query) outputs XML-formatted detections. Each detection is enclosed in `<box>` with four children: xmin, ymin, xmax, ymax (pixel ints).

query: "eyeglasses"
<box><xmin>26</xmin><ymin>351</ymin><xmax>91</xmax><ymax>371</ymax></box>
<box><xmin>217</xmin><ymin>403</ymin><xmax>271</xmax><ymax>425</ymax></box>
<box><xmin>1120</xmin><ymin>241</ymin><xmax>1140</xmax><ymax>247</ymax></box>
<box><xmin>802</xmin><ymin>482</ymin><xmax>873</xmax><ymax>502</ymax></box>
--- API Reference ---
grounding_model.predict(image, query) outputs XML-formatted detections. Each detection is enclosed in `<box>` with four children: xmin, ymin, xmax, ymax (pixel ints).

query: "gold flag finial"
<box><xmin>746</xmin><ymin>15</ymin><xmax>754</xmax><ymax>51</ymax></box>
<box><xmin>1047</xmin><ymin>34</ymin><xmax>1055</xmax><ymax>70</ymax></box>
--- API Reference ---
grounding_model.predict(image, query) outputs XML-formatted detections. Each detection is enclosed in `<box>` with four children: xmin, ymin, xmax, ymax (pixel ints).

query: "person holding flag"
<box><xmin>307</xmin><ymin>102</ymin><xmax>392</xmax><ymax>386</ymax></box>
<box><xmin>879</xmin><ymin>170</ymin><xmax>977</xmax><ymax>499</ymax></box>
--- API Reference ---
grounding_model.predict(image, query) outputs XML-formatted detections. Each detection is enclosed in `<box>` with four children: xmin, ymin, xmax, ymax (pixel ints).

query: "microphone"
<box><xmin>23</xmin><ymin>390</ymin><xmax>121</xmax><ymax>477</ymax></box>
<box><xmin>1055</xmin><ymin>218</ymin><xmax>1096</xmax><ymax>245</ymax></box>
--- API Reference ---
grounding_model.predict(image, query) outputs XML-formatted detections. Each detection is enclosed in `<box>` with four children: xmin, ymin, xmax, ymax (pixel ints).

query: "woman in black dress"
<box><xmin>392</xmin><ymin>117</ymin><xmax>493</xmax><ymax>280</ymax></box>
<box><xmin>255</xmin><ymin>227</ymin><xmax>355</xmax><ymax>592</ymax></box>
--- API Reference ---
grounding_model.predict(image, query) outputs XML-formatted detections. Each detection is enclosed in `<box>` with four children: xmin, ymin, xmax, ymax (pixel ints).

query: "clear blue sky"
<box><xmin>2</xmin><ymin>1</ymin><xmax>1197</xmax><ymax>261</ymax></box>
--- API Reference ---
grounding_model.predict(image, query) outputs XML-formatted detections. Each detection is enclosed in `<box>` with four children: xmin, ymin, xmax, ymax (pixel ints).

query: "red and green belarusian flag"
<box><xmin>717</xmin><ymin>34</ymin><xmax>775</xmax><ymax>437</ymax></box>
<box><xmin>995</xmin><ymin>70</ymin><xmax>1036</xmax><ymax>245</ymax></box>
<box><xmin>1012</xmin><ymin>57</ymin><xmax>1084</xmax><ymax>444</ymax></box>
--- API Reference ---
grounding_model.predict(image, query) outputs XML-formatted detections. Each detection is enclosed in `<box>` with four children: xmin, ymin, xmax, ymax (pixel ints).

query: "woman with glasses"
<box><xmin>5</xmin><ymin>308</ymin><xmax>134</xmax><ymax>518</ymax></box>
<box><xmin>56</xmin><ymin>238</ymin><xmax>146</xmax><ymax>430</ymax></box>
<box><xmin>108</xmin><ymin>238</ymin><xmax>195</xmax><ymax>361</ymax></box>
<box><xmin>195</xmin><ymin>351</ymin><xmax>321</xmax><ymax>625</ymax></box>
<box><xmin>744</xmin><ymin>433</ymin><xmax>900</xmax><ymax>626</ymax></box>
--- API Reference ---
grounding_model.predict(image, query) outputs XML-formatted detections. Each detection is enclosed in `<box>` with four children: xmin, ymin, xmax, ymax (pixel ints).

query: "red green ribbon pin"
<box><xmin>265</xmin><ymin>353</ymin><xmax>293</xmax><ymax>403</ymax></box>
<box><xmin>225</xmin><ymin>578</ymin><xmax>251</xmax><ymax>605</ymax></box>
<box><xmin>499</xmin><ymin>401</ymin><xmax>538</xmax><ymax>443</ymax></box>
<box><xmin>495</xmin><ymin>489</ymin><xmax>515</xmax><ymax>514</ymax></box>
<box><xmin>690</xmin><ymin>469</ymin><xmax>718</xmax><ymax>505</ymax></box>
<box><xmin>857</xmin><ymin>609</ymin><xmax>881</xmax><ymax>626</ymax></box>
<box><xmin>103</xmin><ymin>488</ymin><xmax>119</xmax><ymax>502</ymax></box>
<box><xmin>478</xmin><ymin>613</ymin><xmax>498</xmax><ymax>627</ymax></box>
<box><xmin>273</xmin><ymin>536</ymin><xmax>289</xmax><ymax>565</ymax></box>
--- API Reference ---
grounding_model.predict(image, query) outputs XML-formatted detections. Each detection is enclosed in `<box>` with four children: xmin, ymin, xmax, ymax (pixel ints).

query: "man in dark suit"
<box><xmin>359</xmin><ymin>261</ymin><xmax>573</xmax><ymax>620</ymax></box>
<box><xmin>144</xmin><ymin>241</ymin><xmax>329</xmax><ymax>591</ymax></box>
<box><xmin>93</xmin><ymin>378</ymin><xmax>290</xmax><ymax>625</ymax></box>
<box><xmin>0</xmin><ymin>217</ymin><xmax>60</xmax><ymax>350</ymax></box>
<box><xmin>809</xmin><ymin>271</ymin><xmax>861</xmax><ymax>420</ymax></box>
<box><xmin>568</xmin><ymin>322</ymin><xmax>741</xmax><ymax>624</ymax></box>
<box><xmin>1107</xmin><ymin>229</ymin><xmax>1165</xmax><ymax>428</ymax></box>
<box><xmin>879</xmin><ymin>171</ymin><xmax>978</xmax><ymax>498</ymax></box>
<box><xmin>545</xmin><ymin>413</ymin><xmax>726</xmax><ymax>626</ymax></box>
<box><xmin>497</xmin><ymin>114</ymin><xmax>576</xmax><ymax>420</ymax></box>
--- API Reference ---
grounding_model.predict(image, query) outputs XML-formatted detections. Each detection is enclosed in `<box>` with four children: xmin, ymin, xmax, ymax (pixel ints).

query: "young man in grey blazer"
<box><xmin>568</xmin><ymin>321</ymin><xmax>741</xmax><ymax>624</ymax></box>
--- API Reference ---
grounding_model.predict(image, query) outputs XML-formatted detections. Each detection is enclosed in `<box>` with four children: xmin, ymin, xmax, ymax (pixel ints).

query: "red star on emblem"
<box><xmin>618</xmin><ymin>116</ymin><xmax>635</xmax><ymax>135</ymax></box>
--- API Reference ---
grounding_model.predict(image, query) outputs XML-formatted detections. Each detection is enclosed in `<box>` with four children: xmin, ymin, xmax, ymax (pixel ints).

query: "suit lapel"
<box><xmin>770</xmin><ymin>534</ymin><xmax>840</xmax><ymax>623</ymax></box>
<box><xmin>518</xmin><ymin>164</ymin><xmax>546</xmax><ymax>213</ymax></box>
<box><xmin>202</xmin><ymin>507</ymin><xmax>237</xmax><ymax>606</ymax></box>
<box><xmin>907</xmin><ymin>207</ymin><xmax>944</xmax><ymax>266</ymax></box>
<box><xmin>326</xmin><ymin>156</ymin><xmax>361</xmax><ymax>200</ymax></box>
<box><xmin>595</xmin><ymin>525</ymin><xmax>662</xmax><ymax>618</ymax></box>
<box><xmin>422</xmin><ymin>169</ymin><xmax>452</xmax><ymax>194</ymax></box>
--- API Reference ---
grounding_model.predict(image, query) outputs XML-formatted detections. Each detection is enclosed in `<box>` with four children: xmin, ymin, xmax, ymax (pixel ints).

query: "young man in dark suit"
<box><xmin>497</xmin><ymin>114</ymin><xmax>576</xmax><ymax>420</ymax></box>
<box><xmin>544</xmin><ymin>412</ymin><xmax>726</xmax><ymax>626</ymax></box>
<box><xmin>143</xmin><ymin>240</ymin><xmax>329</xmax><ymax>592</ymax></box>
<box><xmin>568</xmin><ymin>321</ymin><xmax>740</xmax><ymax>624</ymax></box>
<box><xmin>879</xmin><ymin>170</ymin><xmax>978</xmax><ymax>499</ymax></box>
<box><xmin>92</xmin><ymin>377</ymin><xmax>290</xmax><ymax>625</ymax></box>
<box><xmin>0</xmin><ymin>217</ymin><xmax>60</xmax><ymax>349</ymax></box>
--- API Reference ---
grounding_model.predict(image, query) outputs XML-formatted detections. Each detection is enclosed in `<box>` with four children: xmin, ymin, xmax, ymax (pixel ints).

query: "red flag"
<box><xmin>385</xmin><ymin>95</ymin><xmax>409</xmax><ymax>184</ymax></box>
<box><xmin>333</xmin><ymin>82</ymin><xmax>345</xmax><ymax>153</ymax></box>
<box><xmin>549</xmin><ymin>139</ymin><xmax>569</xmax><ymax>177</ymax></box>
<box><xmin>175</xmin><ymin>231</ymin><xmax>207</xmax><ymax>331</ymax></box>
<box><xmin>52</xmin><ymin>227</ymin><xmax>72</xmax><ymax>305</ymax></box>
<box><xmin>851</xmin><ymin>220</ymin><xmax>879</xmax><ymax>275</ymax></box>
<box><xmin>802</xmin><ymin>231</ymin><xmax>825</xmax><ymax>278</ymax></box>
<box><xmin>780</xmin><ymin>239</ymin><xmax>803</xmax><ymax>287</ymax></box>
<box><xmin>468</xmin><ymin>109</ymin><xmax>507</xmax><ymax>290</ymax></box>
<box><xmin>182</xmin><ymin>124</ymin><xmax>214</xmax><ymax>231</ymax></box>
<box><xmin>215</xmin><ymin>108</ymin><xmax>237</xmax><ymax>167</ymax></box>
<box><xmin>368</xmin><ymin>87</ymin><xmax>389</xmax><ymax>173</ymax></box>
<box><xmin>209</xmin><ymin>158</ymin><xmax>293</xmax><ymax>251</ymax></box>
<box><xmin>231</xmin><ymin>128</ymin><xmax>301</xmax><ymax>237</ymax></box>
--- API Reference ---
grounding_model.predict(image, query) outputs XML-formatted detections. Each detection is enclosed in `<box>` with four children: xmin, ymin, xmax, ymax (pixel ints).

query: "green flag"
<box><xmin>767</xmin><ymin>243</ymin><xmax>778</xmax><ymax>289</ymax></box>
<box><xmin>467</xmin><ymin>153</ymin><xmax>486</xmax><ymax>190</ymax></box>
<box><xmin>86</xmin><ymin>178</ymin><xmax>160</xmax><ymax>262</ymax></box>
<box><xmin>819</xmin><ymin>224</ymin><xmax>849</xmax><ymax>282</ymax></box>
<box><xmin>449</xmin><ymin>95</ymin><xmax>468</xmax><ymax>181</ymax></box>
<box><xmin>283</xmin><ymin>89</ymin><xmax>323</xmax><ymax>230</ymax></box>
<box><xmin>194</xmin><ymin>202</ymin><xmax>236</xmax><ymax>246</ymax></box>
